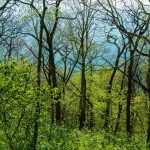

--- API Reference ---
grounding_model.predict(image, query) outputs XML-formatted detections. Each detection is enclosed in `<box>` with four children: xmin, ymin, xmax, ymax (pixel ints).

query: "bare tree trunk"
<box><xmin>50</xmin><ymin>43</ymin><xmax>61</xmax><ymax>124</ymax></box>
<box><xmin>114</xmin><ymin>102</ymin><xmax>122</xmax><ymax>134</ymax></box>
<box><xmin>79</xmin><ymin>36</ymin><xmax>86</xmax><ymax>129</ymax></box>
<box><xmin>104</xmin><ymin>53</ymin><xmax>122</xmax><ymax>130</ymax></box>
<box><xmin>8</xmin><ymin>38</ymin><xmax>13</xmax><ymax>59</ymax></box>
<box><xmin>114</xmin><ymin>52</ymin><xmax>127</xmax><ymax>134</ymax></box>
<box><xmin>147</xmin><ymin>95</ymin><xmax>150</xmax><ymax>146</ymax></box>
<box><xmin>146</xmin><ymin>51</ymin><xmax>150</xmax><ymax>145</ymax></box>
<box><xmin>43</xmin><ymin>0</ymin><xmax>62</xmax><ymax>124</ymax></box>
<box><xmin>32</xmin><ymin>4</ymin><xmax>46</xmax><ymax>149</ymax></box>
<box><xmin>126</xmin><ymin>49</ymin><xmax>134</xmax><ymax>135</ymax></box>
<box><xmin>33</xmin><ymin>102</ymin><xmax>40</xmax><ymax>150</ymax></box>
<box><xmin>79</xmin><ymin>61</ymin><xmax>86</xmax><ymax>129</ymax></box>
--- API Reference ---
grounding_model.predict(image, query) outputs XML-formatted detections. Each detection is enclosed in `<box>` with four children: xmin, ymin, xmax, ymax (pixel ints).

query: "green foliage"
<box><xmin>38</xmin><ymin>126</ymin><xmax>147</xmax><ymax>150</ymax></box>
<box><xmin>0</xmin><ymin>60</ymin><xmax>37</xmax><ymax>149</ymax></box>
<box><xmin>0</xmin><ymin>59</ymin><xmax>148</xmax><ymax>149</ymax></box>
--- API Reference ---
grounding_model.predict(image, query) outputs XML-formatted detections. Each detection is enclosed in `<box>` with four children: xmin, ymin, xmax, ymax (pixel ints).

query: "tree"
<box><xmin>98</xmin><ymin>0</ymin><xmax>150</xmax><ymax>138</ymax></box>
<box><xmin>65</xmin><ymin>0</ymin><xmax>100</xmax><ymax>129</ymax></box>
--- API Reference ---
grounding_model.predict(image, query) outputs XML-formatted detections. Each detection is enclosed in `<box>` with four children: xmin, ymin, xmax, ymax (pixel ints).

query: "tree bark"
<box><xmin>126</xmin><ymin>49</ymin><xmax>134</xmax><ymax>135</ymax></box>
<box><xmin>146</xmin><ymin>51</ymin><xmax>150</xmax><ymax>145</ymax></box>
<box><xmin>114</xmin><ymin>102</ymin><xmax>122</xmax><ymax>134</ymax></box>
<box><xmin>79</xmin><ymin>37</ymin><xmax>86</xmax><ymax>129</ymax></box>
<box><xmin>104</xmin><ymin>55</ymin><xmax>121</xmax><ymax>130</ymax></box>
<box><xmin>32</xmin><ymin>3</ymin><xmax>46</xmax><ymax>149</ymax></box>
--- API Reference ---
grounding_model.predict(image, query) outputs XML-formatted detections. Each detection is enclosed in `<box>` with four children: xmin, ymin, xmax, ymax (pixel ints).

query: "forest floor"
<box><xmin>37</xmin><ymin>127</ymin><xmax>147</xmax><ymax>150</ymax></box>
<box><xmin>0</xmin><ymin>126</ymin><xmax>148</xmax><ymax>149</ymax></box>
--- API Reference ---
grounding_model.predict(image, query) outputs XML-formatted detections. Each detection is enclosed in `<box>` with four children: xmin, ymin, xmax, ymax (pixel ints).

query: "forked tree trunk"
<box><xmin>104</xmin><ymin>56</ymin><xmax>120</xmax><ymax>130</ymax></box>
<box><xmin>48</xmin><ymin>40</ymin><xmax>61</xmax><ymax>124</ymax></box>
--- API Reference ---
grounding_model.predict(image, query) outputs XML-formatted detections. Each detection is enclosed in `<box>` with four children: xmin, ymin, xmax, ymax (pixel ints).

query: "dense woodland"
<box><xmin>0</xmin><ymin>0</ymin><xmax>150</xmax><ymax>149</ymax></box>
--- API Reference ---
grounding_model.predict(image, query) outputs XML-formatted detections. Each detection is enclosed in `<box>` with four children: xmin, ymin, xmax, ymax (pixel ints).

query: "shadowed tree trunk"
<box><xmin>147</xmin><ymin>94</ymin><xmax>150</xmax><ymax>146</ymax></box>
<box><xmin>114</xmin><ymin>51</ymin><xmax>127</xmax><ymax>134</ymax></box>
<box><xmin>146</xmin><ymin>51</ymin><xmax>150</xmax><ymax>145</ymax></box>
<box><xmin>114</xmin><ymin>102</ymin><xmax>122</xmax><ymax>134</ymax></box>
<box><xmin>32</xmin><ymin>1</ymin><xmax>46</xmax><ymax>149</ymax></box>
<box><xmin>79</xmin><ymin>36</ymin><xmax>87</xmax><ymax>129</ymax></box>
<box><xmin>126</xmin><ymin>45</ymin><xmax>134</xmax><ymax>135</ymax></box>
<box><xmin>43</xmin><ymin>0</ymin><xmax>62</xmax><ymax>124</ymax></box>
<box><xmin>104</xmin><ymin>35</ymin><xmax>125</xmax><ymax>131</ymax></box>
